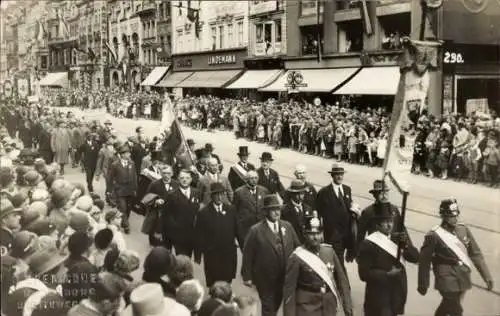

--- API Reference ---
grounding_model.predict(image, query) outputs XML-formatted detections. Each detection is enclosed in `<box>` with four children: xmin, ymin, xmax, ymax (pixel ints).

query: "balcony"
<box><xmin>135</xmin><ymin>2</ymin><xmax>156</xmax><ymax>17</ymax></box>
<box><xmin>254</xmin><ymin>42</ymin><xmax>283</xmax><ymax>57</ymax></box>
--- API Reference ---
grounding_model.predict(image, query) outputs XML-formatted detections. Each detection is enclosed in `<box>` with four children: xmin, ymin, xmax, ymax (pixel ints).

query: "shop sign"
<box><xmin>176</xmin><ymin>58</ymin><xmax>193</xmax><ymax>68</ymax></box>
<box><xmin>250</xmin><ymin>0</ymin><xmax>280</xmax><ymax>15</ymax></box>
<box><xmin>208</xmin><ymin>55</ymin><xmax>237</xmax><ymax>65</ymax></box>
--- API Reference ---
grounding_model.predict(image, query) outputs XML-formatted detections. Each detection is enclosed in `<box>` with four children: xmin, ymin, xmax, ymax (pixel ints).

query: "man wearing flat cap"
<box><xmin>241</xmin><ymin>194</ymin><xmax>300</xmax><ymax>316</ymax></box>
<box><xmin>109</xmin><ymin>145</ymin><xmax>137</xmax><ymax>234</ymax></box>
<box><xmin>283</xmin><ymin>211</ymin><xmax>353</xmax><ymax>316</ymax></box>
<box><xmin>281</xmin><ymin>180</ymin><xmax>313</xmax><ymax>244</ymax></box>
<box><xmin>228</xmin><ymin>146</ymin><xmax>255</xmax><ymax>191</ymax></box>
<box><xmin>257</xmin><ymin>152</ymin><xmax>285</xmax><ymax>199</ymax></box>
<box><xmin>356</xmin><ymin>180</ymin><xmax>412</xmax><ymax>254</ymax></box>
<box><xmin>357</xmin><ymin>202</ymin><xmax>419</xmax><ymax>316</ymax></box>
<box><xmin>316</xmin><ymin>164</ymin><xmax>357</xmax><ymax>268</ymax></box>
<box><xmin>194</xmin><ymin>182</ymin><xmax>238</xmax><ymax>287</ymax></box>
<box><xmin>418</xmin><ymin>199</ymin><xmax>493</xmax><ymax>316</ymax></box>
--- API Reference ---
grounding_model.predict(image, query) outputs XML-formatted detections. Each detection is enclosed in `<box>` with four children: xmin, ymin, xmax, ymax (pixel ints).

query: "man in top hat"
<box><xmin>316</xmin><ymin>164</ymin><xmax>357</xmax><ymax>267</ymax></box>
<box><xmin>241</xmin><ymin>194</ymin><xmax>300</xmax><ymax>316</ymax></box>
<box><xmin>228</xmin><ymin>146</ymin><xmax>256</xmax><ymax>191</ymax></box>
<box><xmin>108</xmin><ymin>145</ymin><xmax>138</xmax><ymax>234</ymax></box>
<box><xmin>194</xmin><ymin>182</ymin><xmax>238</xmax><ymax>287</ymax></box>
<box><xmin>205</xmin><ymin>143</ymin><xmax>223</xmax><ymax>172</ymax></box>
<box><xmin>0</xmin><ymin>198</ymin><xmax>22</xmax><ymax>257</ymax></box>
<box><xmin>356</xmin><ymin>180</ymin><xmax>412</xmax><ymax>253</ymax></box>
<box><xmin>357</xmin><ymin>202</ymin><xmax>419</xmax><ymax>316</ymax></box>
<box><xmin>283</xmin><ymin>211</ymin><xmax>353</xmax><ymax>316</ymax></box>
<box><xmin>418</xmin><ymin>199</ymin><xmax>493</xmax><ymax>316</ymax></box>
<box><xmin>281</xmin><ymin>180</ymin><xmax>313</xmax><ymax>244</ymax></box>
<box><xmin>257</xmin><ymin>152</ymin><xmax>285</xmax><ymax>198</ymax></box>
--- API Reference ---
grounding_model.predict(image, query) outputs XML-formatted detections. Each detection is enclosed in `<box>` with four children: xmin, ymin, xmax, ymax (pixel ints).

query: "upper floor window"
<box><xmin>228</xmin><ymin>24</ymin><xmax>233</xmax><ymax>48</ymax></box>
<box><xmin>301</xmin><ymin>25</ymin><xmax>323</xmax><ymax>55</ymax></box>
<box><xmin>159</xmin><ymin>3</ymin><xmax>164</xmax><ymax>19</ymax></box>
<box><xmin>337</xmin><ymin>21</ymin><xmax>363</xmax><ymax>53</ymax></box>
<box><xmin>211</xmin><ymin>26</ymin><xmax>217</xmax><ymax>50</ymax></box>
<box><xmin>275</xmin><ymin>19</ymin><xmax>282</xmax><ymax>42</ymax></box>
<box><xmin>237</xmin><ymin>21</ymin><xmax>244</xmax><ymax>47</ymax></box>
<box><xmin>300</xmin><ymin>0</ymin><xmax>323</xmax><ymax>16</ymax></box>
<box><xmin>219</xmin><ymin>25</ymin><xmax>224</xmax><ymax>49</ymax></box>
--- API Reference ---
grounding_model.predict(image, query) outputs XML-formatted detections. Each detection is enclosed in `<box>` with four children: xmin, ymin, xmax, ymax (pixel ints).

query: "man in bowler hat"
<box><xmin>257</xmin><ymin>152</ymin><xmax>285</xmax><ymax>198</ymax></box>
<box><xmin>194</xmin><ymin>182</ymin><xmax>238</xmax><ymax>287</ymax></box>
<box><xmin>418</xmin><ymin>199</ymin><xmax>493</xmax><ymax>316</ymax></box>
<box><xmin>280</xmin><ymin>180</ymin><xmax>313</xmax><ymax>244</ymax></box>
<box><xmin>228</xmin><ymin>146</ymin><xmax>255</xmax><ymax>191</ymax></box>
<box><xmin>241</xmin><ymin>194</ymin><xmax>300</xmax><ymax>316</ymax></box>
<box><xmin>283</xmin><ymin>211</ymin><xmax>353</xmax><ymax>316</ymax></box>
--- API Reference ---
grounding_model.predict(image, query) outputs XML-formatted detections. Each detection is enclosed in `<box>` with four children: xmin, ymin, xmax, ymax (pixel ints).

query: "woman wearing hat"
<box><xmin>357</xmin><ymin>202</ymin><xmax>419</xmax><ymax>316</ymax></box>
<box><xmin>283</xmin><ymin>212</ymin><xmax>353</xmax><ymax>316</ymax></box>
<box><xmin>418</xmin><ymin>199</ymin><xmax>493</xmax><ymax>316</ymax></box>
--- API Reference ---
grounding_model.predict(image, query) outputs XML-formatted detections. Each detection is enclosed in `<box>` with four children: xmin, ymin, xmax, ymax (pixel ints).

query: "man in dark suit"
<box><xmin>316</xmin><ymin>164</ymin><xmax>357</xmax><ymax>268</ymax></box>
<box><xmin>108</xmin><ymin>145</ymin><xmax>137</xmax><ymax>234</ymax></box>
<box><xmin>197</xmin><ymin>157</ymin><xmax>233</xmax><ymax>205</ymax></box>
<box><xmin>257</xmin><ymin>152</ymin><xmax>285</xmax><ymax>198</ymax></box>
<box><xmin>0</xmin><ymin>198</ymin><xmax>22</xmax><ymax>257</ymax></box>
<box><xmin>228</xmin><ymin>146</ymin><xmax>255</xmax><ymax>191</ymax></box>
<box><xmin>144</xmin><ymin>164</ymin><xmax>178</xmax><ymax>247</ymax></box>
<box><xmin>80</xmin><ymin>133</ymin><xmax>101</xmax><ymax>193</ymax></box>
<box><xmin>281</xmin><ymin>180</ymin><xmax>313</xmax><ymax>244</ymax></box>
<box><xmin>241</xmin><ymin>195</ymin><xmax>300</xmax><ymax>316</ymax></box>
<box><xmin>163</xmin><ymin>169</ymin><xmax>202</xmax><ymax>257</ymax></box>
<box><xmin>358</xmin><ymin>202</ymin><xmax>419</xmax><ymax>316</ymax></box>
<box><xmin>233</xmin><ymin>170</ymin><xmax>269</xmax><ymax>250</ymax></box>
<box><xmin>194</xmin><ymin>183</ymin><xmax>238</xmax><ymax>287</ymax></box>
<box><xmin>130</xmin><ymin>131</ymin><xmax>148</xmax><ymax>178</ymax></box>
<box><xmin>418</xmin><ymin>199</ymin><xmax>493</xmax><ymax>316</ymax></box>
<box><xmin>292</xmin><ymin>164</ymin><xmax>317</xmax><ymax>209</ymax></box>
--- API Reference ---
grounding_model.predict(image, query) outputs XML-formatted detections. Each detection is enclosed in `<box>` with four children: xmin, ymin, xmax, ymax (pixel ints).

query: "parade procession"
<box><xmin>1</xmin><ymin>0</ymin><xmax>499</xmax><ymax>316</ymax></box>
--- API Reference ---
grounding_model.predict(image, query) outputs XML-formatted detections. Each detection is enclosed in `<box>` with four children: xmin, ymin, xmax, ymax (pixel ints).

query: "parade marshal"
<box><xmin>228</xmin><ymin>146</ymin><xmax>255</xmax><ymax>191</ymax></box>
<box><xmin>283</xmin><ymin>211</ymin><xmax>353</xmax><ymax>316</ymax></box>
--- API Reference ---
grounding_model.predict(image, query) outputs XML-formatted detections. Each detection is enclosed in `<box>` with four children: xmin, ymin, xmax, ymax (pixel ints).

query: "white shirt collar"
<box><xmin>266</xmin><ymin>219</ymin><xmax>279</xmax><ymax>232</ymax></box>
<box><xmin>332</xmin><ymin>183</ymin><xmax>344</xmax><ymax>195</ymax></box>
<box><xmin>181</xmin><ymin>187</ymin><xmax>190</xmax><ymax>195</ymax></box>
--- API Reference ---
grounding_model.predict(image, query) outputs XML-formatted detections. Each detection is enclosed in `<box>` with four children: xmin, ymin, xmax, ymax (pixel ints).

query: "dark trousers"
<box><xmin>365</xmin><ymin>306</ymin><xmax>396</xmax><ymax>316</ymax></box>
<box><xmin>257</xmin><ymin>284</ymin><xmax>283</xmax><ymax>316</ymax></box>
<box><xmin>436</xmin><ymin>291</ymin><xmax>463</xmax><ymax>316</ymax></box>
<box><xmin>85</xmin><ymin>167</ymin><xmax>96</xmax><ymax>192</ymax></box>
<box><xmin>116</xmin><ymin>195</ymin><xmax>134</xmax><ymax>230</ymax></box>
<box><xmin>174</xmin><ymin>243</ymin><xmax>193</xmax><ymax>258</ymax></box>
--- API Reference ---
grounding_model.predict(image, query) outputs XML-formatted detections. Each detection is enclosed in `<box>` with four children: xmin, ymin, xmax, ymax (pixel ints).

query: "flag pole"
<box><xmin>316</xmin><ymin>0</ymin><xmax>322</xmax><ymax>63</ymax></box>
<box><xmin>164</xmin><ymin>95</ymin><xmax>195</xmax><ymax>166</ymax></box>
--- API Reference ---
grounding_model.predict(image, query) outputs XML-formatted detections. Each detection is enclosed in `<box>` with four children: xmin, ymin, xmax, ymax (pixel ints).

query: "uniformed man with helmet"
<box><xmin>283</xmin><ymin>211</ymin><xmax>353</xmax><ymax>316</ymax></box>
<box><xmin>418</xmin><ymin>199</ymin><xmax>494</xmax><ymax>316</ymax></box>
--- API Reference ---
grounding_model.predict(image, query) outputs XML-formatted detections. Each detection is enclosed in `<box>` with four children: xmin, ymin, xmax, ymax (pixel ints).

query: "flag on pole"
<box><xmin>316</xmin><ymin>0</ymin><xmax>323</xmax><ymax>63</ymax></box>
<box><xmin>383</xmin><ymin>39</ymin><xmax>440</xmax><ymax>190</ymax></box>
<box><xmin>57</xmin><ymin>11</ymin><xmax>70</xmax><ymax>38</ymax></box>
<box><xmin>105</xmin><ymin>42</ymin><xmax>118</xmax><ymax>63</ymax></box>
<box><xmin>36</xmin><ymin>20</ymin><xmax>46</xmax><ymax>42</ymax></box>
<box><xmin>359</xmin><ymin>0</ymin><xmax>373</xmax><ymax>36</ymax></box>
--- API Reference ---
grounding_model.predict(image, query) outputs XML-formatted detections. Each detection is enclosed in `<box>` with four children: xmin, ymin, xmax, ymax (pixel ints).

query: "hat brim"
<box><xmin>0</xmin><ymin>207</ymin><xmax>23</xmax><ymax>220</ymax></box>
<box><xmin>287</xmin><ymin>187</ymin><xmax>306</xmax><ymax>193</ymax></box>
<box><xmin>369</xmin><ymin>188</ymin><xmax>389</xmax><ymax>194</ymax></box>
<box><xmin>211</xmin><ymin>189</ymin><xmax>226</xmax><ymax>194</ymax></box>
<box><xmin>260</xmin><ymin>157</ymin><xmax>274</xmax><ymax>161</ymax></box>
<box><xmin>328</xmin><ymin>170</ymin><xmax>345</xmax><ymax>174</ymax></box>
<box><xmin>264</xmin><ymin>203</ymin><xmax>281</xmax><ymax>209</ymax></box>
<box><xmin>304</xmin><ymin>229</ymin><xmax>322</xmax><ymax>234</ymax></box>
<box><xmin>35</xmin><ymin>253</ymin><xmax>68</xmax><ymax>277</ymax></box>
<box><xmin>237</xmin><ymin>152</ymin><xmax>249</xmax><ymax>156</ymax></box>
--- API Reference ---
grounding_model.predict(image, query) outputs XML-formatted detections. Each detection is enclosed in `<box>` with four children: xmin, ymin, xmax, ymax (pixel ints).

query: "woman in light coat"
<box><xmin>50</xmin><ymin>121</ymin><xmax>72</xmax><ymax>175</ymax></box>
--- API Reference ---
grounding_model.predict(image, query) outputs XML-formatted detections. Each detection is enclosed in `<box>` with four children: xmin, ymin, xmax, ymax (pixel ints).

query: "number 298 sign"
<box><xmin>443</xmin><ymin>51</ymin><xmax>464</xmax><ymax>64</ymax></box>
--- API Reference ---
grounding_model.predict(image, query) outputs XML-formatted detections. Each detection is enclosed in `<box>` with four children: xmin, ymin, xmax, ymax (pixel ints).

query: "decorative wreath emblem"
<box><xmin>461</xmin><ymin>0</ymin><xmax>489</xmax><ymax>13</ymax></box>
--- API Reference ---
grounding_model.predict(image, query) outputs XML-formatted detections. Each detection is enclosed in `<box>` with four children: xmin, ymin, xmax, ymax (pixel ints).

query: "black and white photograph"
<box><xmin>0</xmin><ymin>0</ymin><xmax>499</xmax><ymax>315</ymax></box>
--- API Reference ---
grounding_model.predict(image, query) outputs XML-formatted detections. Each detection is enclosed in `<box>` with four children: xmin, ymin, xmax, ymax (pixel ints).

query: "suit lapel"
<box><xmin>261</xmin><ymin>222</ymin><xmax>282</xmax><ymax>258</ymax></box>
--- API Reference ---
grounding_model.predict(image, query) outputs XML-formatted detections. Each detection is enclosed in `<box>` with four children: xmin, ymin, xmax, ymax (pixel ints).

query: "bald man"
<box><xmin>287</xmin><ymin>164</ymin><xmax>317</xmax><ymax>209</ymax></box>
<box><xmin>233</xmin><ymin>170</ymin><xmax>269</xmax><ymax>250</ymax></box>
<box><xmin>198</xmin><ymin>157</ymin><xmax>233</xmax><ymax>205</ymax></box>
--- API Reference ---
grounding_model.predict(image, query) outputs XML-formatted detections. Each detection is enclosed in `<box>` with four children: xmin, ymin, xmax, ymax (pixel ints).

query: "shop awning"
<box><xmin>38</xmin><ymin>72</ymin><xmax>68</xmax><ymax>88</ymax></box>
<box><xmin>156</xmin><ymin>71</ymin><xmax>194</xmax><ymax>87</ymax></box>
<box><xmin>226</xmin><ymin>70</ymin><xmax>283</xmax><ymax>89</ymax></box>
<box><xmin>141</xmin><ymin>65</ymin><xmax>170</xmax><ymax>86</ymax></box>
<box><xmin>177</xmin><ymin>70</ymin><xmax>242</xmax><ymax>88</ymax></box>
<box><xmin>333</xmin><ymin>66</ymin><xmax>401</xmax><ymax>95</ymax></box>
<box><xmin>259</xmin><ymin>68</ymin><xmax>359</xmax><ymax>93</ymax></box>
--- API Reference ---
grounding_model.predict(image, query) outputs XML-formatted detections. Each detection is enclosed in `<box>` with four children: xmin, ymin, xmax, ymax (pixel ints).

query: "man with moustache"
<box><xmin>241</xmin><ymin>195</ymin><xmax>300</xmax><ymax>316</ymax></box>
<box><xmin>163</xmin><ymin>169</ymin><xmax>202</xmax><ymax>257</ymax></box>
<box><xmin>283</xmin><ymin>211</ymin><xmax>353</xmax><ymax>316</ymax></box>
<box><xmin>233</xmin><ymin>170</ymin><xmax>269</xmax><ymax>250</ymax></box>
<box><xmin>143</xmin><ymin>164</ymin><xmax>178</xmax><ymax>247</ymax></box>
<box><xmin>194</xmin><ymin>183</ymin><xmax>238</xmax><ymax>287</ymax></box>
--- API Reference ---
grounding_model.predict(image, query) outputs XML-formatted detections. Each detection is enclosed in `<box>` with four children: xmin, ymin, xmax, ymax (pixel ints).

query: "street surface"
<box><xmin>61</xmin><ymin>107</ymin><xmax>500</xmax><ymax>316</ymax></box>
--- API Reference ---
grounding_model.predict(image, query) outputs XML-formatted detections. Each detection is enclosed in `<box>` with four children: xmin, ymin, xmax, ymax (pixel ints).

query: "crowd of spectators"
<box><xmin>0</xmin><ymin>101</ymin><xmax>258</xmax><ymax>316</ymax></box>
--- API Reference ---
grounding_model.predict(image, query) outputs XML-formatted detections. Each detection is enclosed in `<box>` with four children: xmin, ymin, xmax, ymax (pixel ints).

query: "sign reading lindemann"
<box><xmin>208</xmin><ymin>55</ymin><xmax>237</xmax><ymax>65</ymax></box>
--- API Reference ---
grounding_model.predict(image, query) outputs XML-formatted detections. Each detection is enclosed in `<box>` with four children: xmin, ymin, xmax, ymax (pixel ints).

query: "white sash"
<box><xmin>233</xmin><ymin>163</ymin><xmax>248</xmax><ymax>178</ymax></box>
<box><xmin>294</xmin><ymin>247</ymin><xmax>341</xmax><ymax>306</ymax></box>
<box><xmin>434</xmin><ymin>226</ymin><xmax>473</xmax><ymax>268</ymax></box>
<box><xmin>366</xmin><ymin>231</ymin><xmax>404</xmax><ymax>263</ymax></box>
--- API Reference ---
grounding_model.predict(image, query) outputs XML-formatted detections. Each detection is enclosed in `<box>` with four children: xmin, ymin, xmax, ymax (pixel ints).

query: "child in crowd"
<box><xmin>89</xmin><ymin>228</ymin><xmax>115</xmax><ymax>270</ymax></box>
<box><xmin>105</xmin><ymin>209</ymin><xmax>127</xmax><ymax>251</ymax></box>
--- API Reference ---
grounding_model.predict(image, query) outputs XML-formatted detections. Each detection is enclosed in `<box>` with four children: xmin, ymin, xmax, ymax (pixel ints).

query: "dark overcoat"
<box><xmin>109</xmin><ymin>159</ymin><xmax>137</xmax><ymax>197</ymax></box>
<box><xmin>233</xmin><ymin>185</ymin><xmax>269</xmax><ymax>247</ymax></box>
<box><xmin>280</xmin><ymin>202</ymin><xmax>313</xmax><ymax>244</ymax></box>
<box><xmin>194</xmin><ymin>203</ymin><xmax>238</xmax><ymax>287</ymax></box>
<box><xmin>257</xmin><ymin>167</ymin><xmax>285</xmax><ymax>197</ymax></box>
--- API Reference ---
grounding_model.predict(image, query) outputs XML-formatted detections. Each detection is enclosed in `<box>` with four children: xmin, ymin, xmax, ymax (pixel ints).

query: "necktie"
<box><xmin>274</xmin><ymin>223</ymin><xmax>279</xmax><ymax>234</ymax></box>
<box><xmin>338</xmin><ymin>187</ymin><xmax>343</xmax><ymax>200</ymax></box>
<box><xmin>265</xmin><ymin>170</ymin><xmax>270</xmax><ymax>178</ymax></box>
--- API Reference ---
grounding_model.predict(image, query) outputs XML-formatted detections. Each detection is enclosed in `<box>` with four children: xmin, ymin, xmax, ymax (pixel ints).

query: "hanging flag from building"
<box><xmin>383</xmin><ymin>39</ymin><xmax>440</xmax><ymax>189</ymax></box>
<box><xmin>316</xmin><ymin>0</ymin><xmax>323</xmax><ymax>63</ymax></box>
<box><xmin>57</xmin><ymin>10</ymin><xmax>70</xmax><ymax>38</ymax></box>
<box><xmin>105</xmin><ymin>42</ymin><xmax>118</xmax><ymax>63</ymax></box>
<box><xmin>36</xmin><ymin>19</ymin><xmax>46</xmax><ymax>42</ymax></box>
<box><xmin>359</xmin><ymin>0</ymin><xmax>373</xmax><ymax>36</ymax></box>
